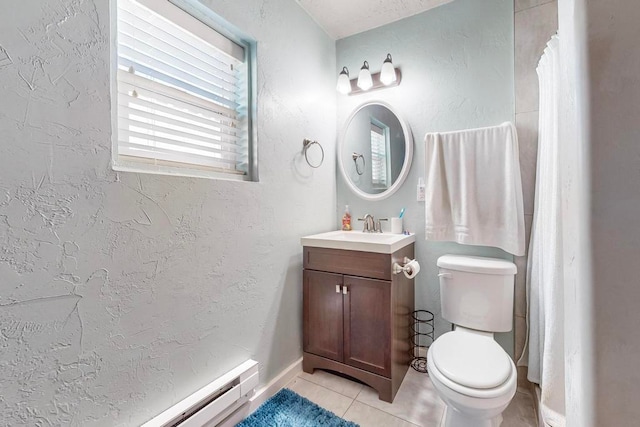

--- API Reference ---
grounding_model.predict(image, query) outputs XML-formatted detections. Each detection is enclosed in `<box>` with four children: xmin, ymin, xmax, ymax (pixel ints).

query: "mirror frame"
<box><xmin>338</xmin><ymin>100</ymin><xmax>413</xmax><ymax>201</ymax></box>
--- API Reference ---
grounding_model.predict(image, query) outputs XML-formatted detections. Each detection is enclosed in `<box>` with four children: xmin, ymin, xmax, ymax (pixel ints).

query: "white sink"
<box><xmin>300</xmin><ymin>230</ymin><xmax>415</xmax><ymax>254</ymax></box>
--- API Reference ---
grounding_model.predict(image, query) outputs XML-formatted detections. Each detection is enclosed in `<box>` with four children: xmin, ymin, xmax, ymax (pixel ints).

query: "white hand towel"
<box><xmin>424</xmin><ymin>122</ymin><xmax>525</xmax><ymax>256</ymax></box>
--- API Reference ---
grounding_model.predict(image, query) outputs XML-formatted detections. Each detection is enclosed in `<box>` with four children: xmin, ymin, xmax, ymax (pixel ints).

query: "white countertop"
<box><xmin>300</xmin><ymin>230</ymin><xmax>415</xmax><ymax>254</ymax></box>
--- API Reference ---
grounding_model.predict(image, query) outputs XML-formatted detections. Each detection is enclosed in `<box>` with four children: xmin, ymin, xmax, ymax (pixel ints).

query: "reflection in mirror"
<box><xmin>352</xmin><ymin>152</ymin><xmax>365</xmax><ymax>175</ymax></box>
<box><xmin>339</xmin><ymin>102</ymin><xmax>413</xmax><ymax>200</ymax></box>
<box><xmin>370</xmin><ymin>118</ymin><xmax>390</xmax><ymax>189</ymax></box>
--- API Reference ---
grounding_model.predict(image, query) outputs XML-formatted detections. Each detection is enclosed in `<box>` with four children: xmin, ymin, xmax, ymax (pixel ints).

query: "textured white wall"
<box><xmin>0</xmin><ymin>0</ymin><xmax>336</xmax><ymax>425</ymax></box>
<box><xmin>336</xmin><ymin>0</ymin><xmax>515</xmax><ymax>352</ymax></box>
<box><xmin>581</xmin><ymin>0</ymin><xmax>640</xmax><ymax>424</ymax></box>
<box><xmin>559</xmin><ymin>0</ymin><xmax>640</xmax><ymax>425</ymax></box>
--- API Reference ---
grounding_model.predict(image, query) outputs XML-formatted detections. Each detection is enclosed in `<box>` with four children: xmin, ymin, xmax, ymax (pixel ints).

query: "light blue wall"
<box><xmin>336</xmin><ymin>0</ymin><xmax>516</xmax><ymax>355</ymax></box>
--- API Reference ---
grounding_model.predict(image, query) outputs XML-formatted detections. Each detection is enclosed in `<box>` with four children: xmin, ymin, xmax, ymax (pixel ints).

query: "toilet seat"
<box><xmin>429</xmin><ymin>331</ymin><xmax>516</xmax><ymax>399</ymax></box>
<box><xmin>432</xmin><ymin>331</ymin><xmax>512</xmax><ymax>389</ymax></box>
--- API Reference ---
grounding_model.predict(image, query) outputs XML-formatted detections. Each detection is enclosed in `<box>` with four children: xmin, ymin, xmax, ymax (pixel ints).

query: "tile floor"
<box><xmin>284</xmin><ymin>368</ymin><xmax>538</xmax><ymax>427</ymax></box>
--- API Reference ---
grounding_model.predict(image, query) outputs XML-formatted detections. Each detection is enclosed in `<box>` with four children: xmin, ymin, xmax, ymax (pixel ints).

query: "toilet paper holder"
<box><xmin>393</xmin><ymin>257</ymin><xmax>418</xmax><ymax>275</ymax></box>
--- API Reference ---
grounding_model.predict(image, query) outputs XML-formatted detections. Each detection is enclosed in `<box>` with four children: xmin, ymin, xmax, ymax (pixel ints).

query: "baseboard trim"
<box><xmin>216</xmin><ymin>357</ymin><xmax>303</xmax><ymax>427</ymax></box>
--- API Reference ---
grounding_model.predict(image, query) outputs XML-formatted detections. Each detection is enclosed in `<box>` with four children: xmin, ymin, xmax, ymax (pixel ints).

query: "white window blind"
<box><xmin>115</xmin><ymin>0</ymin><xmax>250</xmax><ymax>177</ymax></box>
<box><xmin>370</xmin><ymin>122</ymin><xmax>388</xmax><ymax>188</ymax></box>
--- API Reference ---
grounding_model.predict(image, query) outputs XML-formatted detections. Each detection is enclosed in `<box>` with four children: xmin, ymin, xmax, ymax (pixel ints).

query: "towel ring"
<box><xmin>303</xmin><ymin>139</ymin><xmax>324</xmax><ymax>168</ymax></box>
<box><xmin>352</xmin><ymin>152</ymin><xmax>365</xmax><ymax>175</ymax></box>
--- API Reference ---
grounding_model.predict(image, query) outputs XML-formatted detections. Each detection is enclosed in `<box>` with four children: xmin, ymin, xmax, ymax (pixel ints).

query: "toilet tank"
<box><xmin>437</xmin><ymin>255</ymin><xmax>517</xmax><ymax>332</ymax></box>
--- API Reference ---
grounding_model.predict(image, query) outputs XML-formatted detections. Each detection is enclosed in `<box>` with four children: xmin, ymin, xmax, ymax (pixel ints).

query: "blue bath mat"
<box><xmin>236</xmin><ymin>388</ymin><xmax>359</xmax><ymax>427</ymax></box>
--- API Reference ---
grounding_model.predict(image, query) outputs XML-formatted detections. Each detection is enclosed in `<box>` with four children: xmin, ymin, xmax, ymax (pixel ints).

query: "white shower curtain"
<box><xmin>523</xmin><ymin>35</ymin><xmax>566</xmax><ymax>427</ymax></box>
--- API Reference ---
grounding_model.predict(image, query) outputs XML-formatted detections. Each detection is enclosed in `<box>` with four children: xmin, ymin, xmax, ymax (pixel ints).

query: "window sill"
<box><xmin>111</xmin><ymin>160</ymin><xmax>252</xmax><ymax>182</ymax></box>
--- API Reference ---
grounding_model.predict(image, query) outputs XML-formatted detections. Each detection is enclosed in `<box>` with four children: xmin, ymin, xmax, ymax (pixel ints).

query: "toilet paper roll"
<box><xmin>403</xmin><ymin>259</ymin><xmax>421</xmax><ymax>279</ymax></box>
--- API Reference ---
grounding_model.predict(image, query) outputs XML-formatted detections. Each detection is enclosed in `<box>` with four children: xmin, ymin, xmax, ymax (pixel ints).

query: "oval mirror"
<box><xmin>339</xmin><ymin>101</ymin><xmax>413</xmax><ymax>201</ymax></box>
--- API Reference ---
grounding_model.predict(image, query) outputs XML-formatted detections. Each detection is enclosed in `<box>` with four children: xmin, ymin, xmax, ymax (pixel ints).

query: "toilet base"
<box><xmin>443</xmin><ymin>407</ymin><xmax>503</xmax><ymax>427</ymax></box>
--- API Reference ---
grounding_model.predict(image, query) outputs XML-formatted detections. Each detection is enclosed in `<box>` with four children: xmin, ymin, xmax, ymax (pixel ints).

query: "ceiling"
<box><xmin>295</xmin><ymin>0</ymin><xmax>454</xmax><ymax>40</ymax></box>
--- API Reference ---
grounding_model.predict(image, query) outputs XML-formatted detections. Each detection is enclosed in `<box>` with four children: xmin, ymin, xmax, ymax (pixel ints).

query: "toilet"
<box><xmin>427</xmin><ymin>255</ymin><xmax>517</xmax><ymax>427</ymax></box>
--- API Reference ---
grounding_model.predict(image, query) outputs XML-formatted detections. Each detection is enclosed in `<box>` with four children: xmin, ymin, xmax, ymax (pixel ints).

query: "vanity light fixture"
<box><xmin>357</xmin><ymin>61</ymin><xmax>373</xmax><ymax>91</ymax></box>
<box><xmin>337</xmin><ymin>53</ymin><xmax>402</xmax><ymax>96</ymax></box>
<box><xmin>336</xmin><ymin>66</ymin><xmax>352</xmax><ymax>94</ymax></box>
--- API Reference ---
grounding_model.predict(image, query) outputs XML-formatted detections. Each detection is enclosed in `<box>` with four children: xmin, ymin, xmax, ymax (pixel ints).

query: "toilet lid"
<box><xmin>432</xmin><ymin>332</ymin><xmax>512</xmax><ymax>389</ymax></box>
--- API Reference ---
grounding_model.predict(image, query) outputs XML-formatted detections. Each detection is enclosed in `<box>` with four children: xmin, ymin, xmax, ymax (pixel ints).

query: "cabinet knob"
<box><xmin>336</xmin><ymin>284</ymin><xmax>341</xmax><ymax>293</ymax></box>
<box><xmin>342</xmin><ymin>286</ymin><xmax>348</xmax><ymax>295</ymax></box>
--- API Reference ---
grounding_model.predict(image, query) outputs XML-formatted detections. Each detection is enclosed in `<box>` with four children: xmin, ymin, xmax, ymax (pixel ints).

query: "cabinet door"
<box><xmin>343</xmin><ymin>276</ymin><xmax>391</xmax><ymax>377</ymax></box>
<box><xmin>303</xmin><ymin>270</ymin><xmax>344</xmax><ymax>362</ymax></box>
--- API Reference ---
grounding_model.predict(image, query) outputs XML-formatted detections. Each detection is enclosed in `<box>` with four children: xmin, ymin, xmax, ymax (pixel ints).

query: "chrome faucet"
<box><xmin>358</xmin><ymin>214</ymin><xmax>376</xmax><ymax>232</ymax></box>
<box><xmin>375</xmin><ymin>218</ymin><xmax>388</xmax><ymax>232</ymax></box>
<box><xmin>358</xmin><ymin>214</ymin><xmax>388</xmax><ymax>233</ymax></box>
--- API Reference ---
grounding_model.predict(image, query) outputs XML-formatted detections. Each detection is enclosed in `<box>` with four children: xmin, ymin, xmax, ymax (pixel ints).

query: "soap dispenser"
<box><xmin>341</xmin><ymin>205</ymin><xmax>352</xmax><ymax>231</ymax></box>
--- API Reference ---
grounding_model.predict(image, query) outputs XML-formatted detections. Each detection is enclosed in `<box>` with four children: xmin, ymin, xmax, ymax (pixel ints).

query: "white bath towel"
<box><xmin>424</xmin><ymin>122</ymin><xmax>525</xmax><ymax>256</ymax></box>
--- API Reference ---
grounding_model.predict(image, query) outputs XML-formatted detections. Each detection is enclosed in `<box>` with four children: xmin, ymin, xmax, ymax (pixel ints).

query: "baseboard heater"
<box><xmin>142</xmin><ymin>360</ymin><xmax>259</xmax><ymax>427</ymax></box>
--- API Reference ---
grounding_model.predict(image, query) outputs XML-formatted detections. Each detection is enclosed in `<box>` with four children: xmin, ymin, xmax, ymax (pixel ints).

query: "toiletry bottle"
<box><xmin>341</xmin><ymin>205</ymin><xmax>352</xmax><ymax>231</ymax></box>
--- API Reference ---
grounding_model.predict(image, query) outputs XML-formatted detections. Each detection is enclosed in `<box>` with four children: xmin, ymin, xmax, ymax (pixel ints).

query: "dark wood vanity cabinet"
<box><xmin>304</xmin><ymin>270</ymin><xmax>345</xmax><ymax>362</ymax></box>
<box><xmin>304</xmin><ymin>271</ymin><xmax>392</xmax><ymax>377</ymax></box>
<box><xmin>302</xmin><ymin>244</ymin><xmax>415</xmax><ymax>403</ymax></box>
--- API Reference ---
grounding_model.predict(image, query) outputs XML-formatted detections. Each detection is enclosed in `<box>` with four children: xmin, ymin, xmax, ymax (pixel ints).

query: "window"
<box><xmin>112</xmin><ymin>0</ymin><xmax>256</xmax><ymax>180</ymax></box>
<box><xmin>370</xmin><ymin>119</ymin><xmax>390</xmax><ymax>188</ymax></box>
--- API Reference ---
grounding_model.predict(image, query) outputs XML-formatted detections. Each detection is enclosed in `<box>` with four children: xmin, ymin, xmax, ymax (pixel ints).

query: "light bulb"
<box><xmin>357</xmin><ymin>61</ymin><xmax>373</xmax><ymax>91</ymax></box>
<box><xmin>380</xmin><ymin>54</ymin><xmax>396</xmax><ymax>86</ymax></box>
<box><xmin>336</xmin><ymin>66</ymin><xmax>351</xmax><ymax>94</ymax></box>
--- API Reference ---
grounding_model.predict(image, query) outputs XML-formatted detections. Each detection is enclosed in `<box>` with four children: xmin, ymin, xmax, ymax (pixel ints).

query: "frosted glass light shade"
<box><xmin>336</xmin><ymin>66</ymin><xmax>351</xmax><ymax>94</ymax></box>
<box><xmin>380</xmin><ymin>54</ymin><xmax>396</xmax><ymax>86</ymax></box>
<box><xmin>357</xmin><ymin>61</ymin><xmax>373</xmax><ymax>91</ymax></box>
